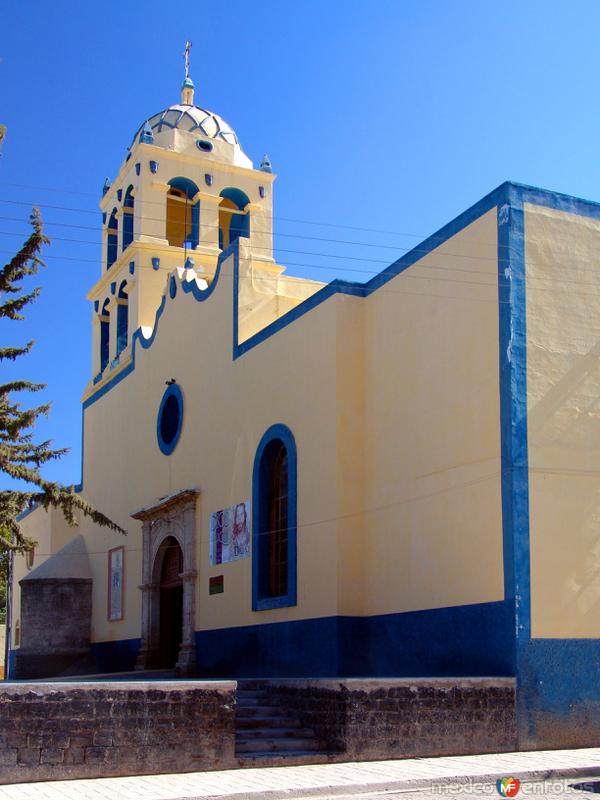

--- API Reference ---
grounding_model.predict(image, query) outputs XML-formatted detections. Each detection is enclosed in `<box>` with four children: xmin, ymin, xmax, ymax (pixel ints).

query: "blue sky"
<box><xmin>1</xmin><ymin>0</ymin><xmax>599</xmax><ymax>487</ymax></box>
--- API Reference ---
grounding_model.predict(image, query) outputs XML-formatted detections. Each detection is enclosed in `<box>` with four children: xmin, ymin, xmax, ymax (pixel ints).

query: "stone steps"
<box><xmin>236</xmin><ymin>736</ymin><xmax>323</xmax><ymax>754</ymax></box>
<box><xmin>235</xmin><ymin>682</ymin><xmax>326</xmax><ymax>760</ymax></box>
<box><xmin>236</xmin><ymin>715</ymin><xmax>305</xmax><ymax>729</ymax></box>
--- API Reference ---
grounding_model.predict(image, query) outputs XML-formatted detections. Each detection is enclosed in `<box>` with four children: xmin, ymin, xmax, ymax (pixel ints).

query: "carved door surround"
<box><xmin>132</xmin><ymin>487</ymin><xmax>199</xmax><ymax>676</ymax></box>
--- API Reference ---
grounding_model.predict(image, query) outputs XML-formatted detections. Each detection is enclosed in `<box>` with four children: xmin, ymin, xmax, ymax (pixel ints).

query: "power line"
<box><xmin>17</xmin><ymin>467</ymin><xmax>503</xmax><ymax>559</ymax></box>
<box><xmin>0</xmin><ymin>192</ymin><xmax>513</xmax><ymax>254</ymax></box>
<box><xmin>0</xmin><ymin>203</ymin><xmax>511</xmax><ymax>269</ymax></box>
<box><xmin>0</xmin><ymin>181</ymin><xmax>501</xmax><ymax>244</ymax></box>
<box><xmin>0</xmin><ymin>248</ymin><xmax>510</xmax><ymax>304</ymax></box>
<box><xmin>0</xmin><ymin>211</ymin><xmax>505</xmax><ymax>259</ymax></box>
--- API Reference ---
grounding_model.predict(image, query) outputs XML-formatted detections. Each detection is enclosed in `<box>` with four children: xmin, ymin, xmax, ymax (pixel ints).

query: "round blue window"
<box><xmin>157</xmin><ymin>384</ymin><xmax>183</xmax><ymax>455</ymax></box>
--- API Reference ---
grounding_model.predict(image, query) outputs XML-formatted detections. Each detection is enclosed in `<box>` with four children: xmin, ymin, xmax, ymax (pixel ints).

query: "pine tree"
<box><xmin>0</xmin><ymin>209</ymin><xmax>125</xmax><ymax>553</ymax></box>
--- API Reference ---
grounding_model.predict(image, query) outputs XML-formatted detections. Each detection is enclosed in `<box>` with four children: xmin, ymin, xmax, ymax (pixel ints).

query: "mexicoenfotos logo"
<box><xmin>497</xmin><ymin>777</ymin><xmax>521</xmax><ymax>797</ymax></box>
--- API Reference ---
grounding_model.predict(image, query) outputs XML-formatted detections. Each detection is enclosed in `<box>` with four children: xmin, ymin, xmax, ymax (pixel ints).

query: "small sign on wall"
<box><xmin>210</xmin><ymin>501</ymin><xmax>250</xmax><ymax>565</ymax></box>
<box><xmin>209</xmin><ymin>575</ymin><xmax>224</xmax><ymax>595</ymax></box>
<box><xmin>108</xmin><ymin>546</ymin><xmax>124</xmax><ymax>621</ymax></box>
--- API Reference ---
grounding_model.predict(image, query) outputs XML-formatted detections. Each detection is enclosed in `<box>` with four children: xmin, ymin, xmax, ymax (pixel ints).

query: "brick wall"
<box><xmin>270</xmin><ymin>678</ymin><xmax>516</xmax><ymax>759</ymax></box>
<box><xmin>0</xmin><ymin>681</ymin><xmax>236</xmax><ymax>784</ymax></box>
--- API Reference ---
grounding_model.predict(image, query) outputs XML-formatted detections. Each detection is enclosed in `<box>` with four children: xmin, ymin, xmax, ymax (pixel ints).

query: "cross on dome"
<box><xmin>181</xmin><ymin>40</ymin><xmax>195</xmax><ymax>105</ymax></box>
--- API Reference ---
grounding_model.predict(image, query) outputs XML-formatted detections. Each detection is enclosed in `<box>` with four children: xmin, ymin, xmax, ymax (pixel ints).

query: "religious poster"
<box><xmin>108</xmin><ymin>546</ymin><xmax>124</xmax><ymax>621</ymax></box>
<box><xmin>210</xmin><ymin>501</ymin><xmax>250</xmax><ymax>565</ymax></box>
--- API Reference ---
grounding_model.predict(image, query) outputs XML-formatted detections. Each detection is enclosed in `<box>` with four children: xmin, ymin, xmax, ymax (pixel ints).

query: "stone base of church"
<box><xmin>13</xmin><ymin>647</ymin><xmax>92</xmax><ymax>680</ymax></box>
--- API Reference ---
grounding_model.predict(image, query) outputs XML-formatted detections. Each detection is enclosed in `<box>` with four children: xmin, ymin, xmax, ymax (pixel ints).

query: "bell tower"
<box><xmin>84</xmin><ymin>47</ymin><xmax>277</xmax><ymax>392</ymax></box>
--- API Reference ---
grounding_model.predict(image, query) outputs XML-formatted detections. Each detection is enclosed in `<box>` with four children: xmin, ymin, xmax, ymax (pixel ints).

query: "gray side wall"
<box><xmin>15</xmin><ymin>578</ymin><xmax>92</xmax><ymax>679</ymax></box>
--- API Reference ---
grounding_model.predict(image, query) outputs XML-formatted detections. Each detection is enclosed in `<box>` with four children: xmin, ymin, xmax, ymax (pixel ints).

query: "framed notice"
<box><xmin>210</xmin><ymin>501</ymin><xmax>250</xmax><ymax>565</ymax></box>
<box><xmin>107</xmin><ymin>546</ymin><xmax>124</xmax><ymax>621</ymax></box>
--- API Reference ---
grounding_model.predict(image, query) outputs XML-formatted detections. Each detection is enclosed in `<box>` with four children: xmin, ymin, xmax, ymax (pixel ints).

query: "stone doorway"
<box><xmin>132</xmin><ymin>488</ymin><xmax>198</xmax><ymax>676</ymax></box>
<box><xmin>157</xmin><ymin>536</ymin><xmax>184</xmax><ymax>668</ymax></box>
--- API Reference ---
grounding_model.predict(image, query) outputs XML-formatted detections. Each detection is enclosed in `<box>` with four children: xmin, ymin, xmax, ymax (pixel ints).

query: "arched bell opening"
<box><xmin>106</xmin><ymin>208</ymin><xmax>118</xmax><ymax>270</ymax></box>
<box><xmin>218</xmin><ymin>187</ymin><xmax>250</xmax><ymax>251</ymax></box>
<box><xmin>99</xmin><ymin>298</ymin><xmax>110</xmax><ymax>372</ymax></box>
<box><xmin>115</xmin><ymin>281</ymin><xmax>128</xmax><ymax>357</ymax></box>
<box><xmin>122</xmin><ymin>186</ymin><xmax>134</xmax><ymax>251</ymax></box>
<box><xmin>166</xmin><ymin>177</ymin><xmax>200</xmax><ymax>249</ymax></box>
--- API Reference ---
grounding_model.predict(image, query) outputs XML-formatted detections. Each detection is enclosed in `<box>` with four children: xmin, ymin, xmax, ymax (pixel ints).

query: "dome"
<box><xmin>132</xmin><ymin>104</ymin><xmax>240</xmax><ymax>148</ymax></box>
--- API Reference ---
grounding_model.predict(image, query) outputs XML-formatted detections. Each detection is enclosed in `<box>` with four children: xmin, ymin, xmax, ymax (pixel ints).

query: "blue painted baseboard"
<box><xmin>28</xmin><ymin>602</ymin><xmax>514</xmax><ymax>680</ymax></box>
<box><xmin>516</xmin><ymin>638</ymin><xmax>600</xmax><ymax>748</ymax></box>
<box><xmin>6</xmin><ymin>650</ymin><xmax>15</xmax><ymax>680</ymax></box>
<box><xmin>195</xmin><ymin>601</ymin><xmax>516</xmax><ymax>678</ymax></box>
<box><xmin>90</xmin><ymin>638</ymin><xmax>141</xmax><ymax>674</ymax></box>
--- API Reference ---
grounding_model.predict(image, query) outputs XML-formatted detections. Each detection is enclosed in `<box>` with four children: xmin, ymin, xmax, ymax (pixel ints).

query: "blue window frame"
<box><xmin>157</xmin><ymin>384</ymin><xmax>184</xmax><ymax>455</ymax></box>
<box><xmin>252</xmin><ymin>424</ymin><xmax>297</xmax><ymax>611</ymax></box>
<box><xmin>106</xmin><ymin>208</ymin><xmax>118</xmax><ymax>270</ymax></box>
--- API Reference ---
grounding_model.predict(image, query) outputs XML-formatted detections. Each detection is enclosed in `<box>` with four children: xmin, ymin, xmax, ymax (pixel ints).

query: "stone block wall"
<box><xmin>0</xmin><ymin>681</ymin><xmax>236</xmax><ymax>784</ymax></box>
<box><xmin>15</xmin><ymin>578</ymin><xmax>92</xmax><ymax>679</ymax></box>
<box><xmin>269</xmin><ymin>677</ymin><xmax>516</xmax><ymax>759</ymax></box>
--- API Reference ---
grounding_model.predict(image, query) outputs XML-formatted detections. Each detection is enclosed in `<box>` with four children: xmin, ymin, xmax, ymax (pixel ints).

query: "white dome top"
<box><xmin>132</xmin><ymin>104</ymin><xmax>240</xmax><ymax>147</ymax></box>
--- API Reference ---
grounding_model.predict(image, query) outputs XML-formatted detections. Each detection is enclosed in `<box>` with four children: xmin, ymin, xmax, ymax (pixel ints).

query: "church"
<box><xmin>8</xmin><ymin>58</ymin><xmax>600</xmax><ymax>751</ymax></box>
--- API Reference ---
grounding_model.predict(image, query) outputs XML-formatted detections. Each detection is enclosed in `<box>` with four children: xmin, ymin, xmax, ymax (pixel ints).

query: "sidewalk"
<box><xmin>1</xmin><ymin>748</ymin><xmax>600</xmax><ymax>800</ymax></box>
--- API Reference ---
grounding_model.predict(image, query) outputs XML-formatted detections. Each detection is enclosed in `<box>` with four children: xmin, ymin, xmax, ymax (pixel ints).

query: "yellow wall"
<box><xmin>62</xmin><ymin>207</ymin><xmax>503</xmax><ymax>646</ymax></box>
<box><xmin>525</xmin><ymin>203</ymin><xmax>600</xmax><ymax>638</ymax></box>
<box><xmin>12</xmin><ymin>207</ymin><xmax>505</xmax><ymax>648</ymax></box>
<box><xmin>362</xmin><ymin>209</ymin><xmax>504</xmax><ymax>615</ymax></box>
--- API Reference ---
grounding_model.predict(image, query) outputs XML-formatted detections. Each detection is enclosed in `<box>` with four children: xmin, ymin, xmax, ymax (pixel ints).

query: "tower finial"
<box><xmin>184</xmin><ymin>40</ymin><xmax>192</xmax><ymax>79</ymax></box>
<box><xmin>181</xmin><ymin>40</ymin><xmax>195</xmax><ymax>105</ymax></box>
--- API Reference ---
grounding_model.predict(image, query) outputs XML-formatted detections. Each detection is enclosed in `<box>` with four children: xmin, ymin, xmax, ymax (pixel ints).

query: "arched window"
<box><xmin>166</xmin><ymin>177</ymin><xmax>200</xmax><ymax>249</ymax></box>
<box><xmin>106</xmin><ymin>208</ymin><xmax>118</xmax><ymax>270</ymax></box>
<box><xmin>252</xmin><ymin>424</ymin><xmax>297</xmax><ymax>611</ymax></box>
<box><xmin>219</xmin><ymin>187</ymin><xmax>250</xmax><ymax>251</ymax></box>
<box><xmin>122</xmin><ymin>186</ymin><xmax>134</xmax><ymax>251</ymax></box>
<box><xmin>116</xmin><ymin>281</ymin><xmax>128</xmax><ymax>356</ymax></box>
<box><xmin>99</xmin><ymin>298</ymin><xmax>110</xmax><ymax>371</ymax></box>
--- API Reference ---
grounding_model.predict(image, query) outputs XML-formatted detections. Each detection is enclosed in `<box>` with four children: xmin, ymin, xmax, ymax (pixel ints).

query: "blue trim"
<box><xmin>169</xmin><ymin>276</ymin><xmax>177</xmax><ymax>298</ymax></box>
<box><xmin>117</xmin><ymin>188</ymin><xmax>123</xmax><ymax>202</ymax></box>
<box><xmin>90</xmin><ymin>638</ymin><xmax>140</xmax><ymax>673</ymax></box>
<box><xmin>152</xmin><ymin>257</ymin><xmax>160</xmax><ymax>271</ymax></box>
<box><xmin>156</xmin><ymin>383</ymin><xmax>184</xmax><ymax>456</ymax></box>
<box><xmin>190</xmin><ymin>201</ymin><xmax>200</xmax><ymax>249</ymax></box>
<box><xmin>168</xmin><ymin>177</ymin><xmax>199</xmax><ymax>199</ymax></box>
<box><xmin>129</xmin><ymin>261</ymin><xmax>135</xmax><ymax>275</ymax></box>
<box><xmin>252</xmin><ymin>424</ymin><xmax>297</xmax><ymax>611</ymax></box>
<box><xmin>149</xmin><ymin>160</ymin><xmax>158</xmax><ymax>174</ymax></box>
<box><xmin>93</xmin><ymin>300</ymin><xmax>99</xmax><ymax>313</ymax></box>
<box><xmin>497</xmin><ymin>188</ymin><xmax>530</xmax><ymax>639</ymax></box>
<box><xmin>195</xmin><ymin>601</ymin><xmax>514</xmax><ymax>678</ymax></box>
<box><xmin>82</xmin><ymin>253</ymin><xmax>224</xmax><ymax>411</ymax></box>
<box><xmin>110</xmin><ymin>281</ymin><xmax>116</xmax><ymax>295</ymax></box>
<box><xmin>135</xmin><ymin>163</ymin><xmax>141</xmax><ymax>176</ymax></box>
<box><xmin>7</xmin><ymin>649</ymin><xmax>15</xmax><ymax>680</ymax></box>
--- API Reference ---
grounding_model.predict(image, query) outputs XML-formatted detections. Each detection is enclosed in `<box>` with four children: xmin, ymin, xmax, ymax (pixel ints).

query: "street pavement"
<box><xmin>1</xmin><ymin>748</ymin><xmax>600</xmax><ymax>800</ymax></box>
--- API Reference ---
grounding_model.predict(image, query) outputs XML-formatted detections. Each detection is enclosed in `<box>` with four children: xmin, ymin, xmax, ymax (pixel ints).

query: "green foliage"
<box><xmin>0</xmin><ymin>210</ymin><xmax>126</xmax><ymax>554</ymax></box>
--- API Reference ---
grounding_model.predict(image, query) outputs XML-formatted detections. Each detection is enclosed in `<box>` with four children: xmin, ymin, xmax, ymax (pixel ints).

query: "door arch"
<box><xmin>154</xmin><ymin>536</ymin><xmax>184</xmax><ymax>668</ymax></box>
<box><xmin>133</xmin><ymin>488</ymin><xmax>199</xmax><ymax>676</ymax></box>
